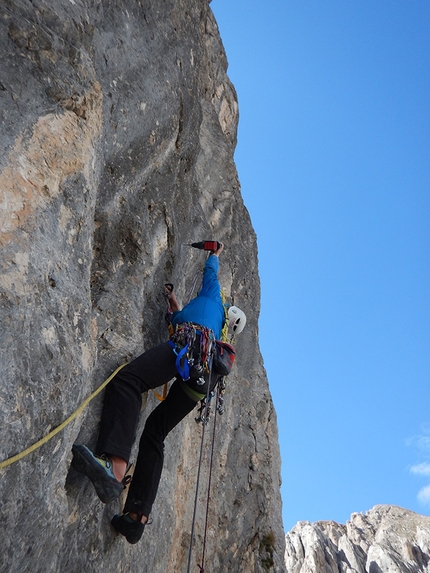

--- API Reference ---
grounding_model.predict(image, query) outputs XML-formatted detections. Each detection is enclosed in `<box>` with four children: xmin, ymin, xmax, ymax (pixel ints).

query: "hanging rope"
<box><xmin>186</xmin><ymin>362</ymin><xmax>215</xmax><ymax>573</ymax></box>
<box><xmin>186</xmin><ymin>254</ymin><xmax>229</xmax><ymax>571</ymax></box>
<box><xmin>186</xmin><ymin>267</ymin><xmax>203</xmax><ymax>304</ymax></box>
<box><xmin>197</xmin><ymin>384</ymin><xmax>220</xmax><ymax>573</ymax></box>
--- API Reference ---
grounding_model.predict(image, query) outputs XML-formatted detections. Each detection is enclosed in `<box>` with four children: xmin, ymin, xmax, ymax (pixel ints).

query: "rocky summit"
<box><xmin>0</xmin><ymin>1</ymin><xmax>285</xmax><ymax>572</ymax></box>
<box><xmin>285</xmin><ymin>505</ymin><xmax>430</xmax><ymax>573</ymax></box>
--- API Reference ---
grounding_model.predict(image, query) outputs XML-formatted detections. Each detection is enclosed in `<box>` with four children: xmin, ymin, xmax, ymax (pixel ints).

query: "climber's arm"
<box><xmin>169</xmin><ymin>290</ymin><xmax>180</xmax><ymax>312</ymax></box>
<box><xmin>165</xmin><ymin>284</ymin><xmax>180</xmax><ymax>313</ymax></box>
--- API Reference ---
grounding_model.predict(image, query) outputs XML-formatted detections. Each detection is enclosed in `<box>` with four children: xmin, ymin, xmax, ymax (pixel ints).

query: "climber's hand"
<box><xmin>164</xmin><ymin>283</ymin><xmax>174</xmax><ymax>298</ymax></box>
<box><xmin>213</xmin><ymin>242</ymin><xmax>224</xmax><ymax>257</ymax></box>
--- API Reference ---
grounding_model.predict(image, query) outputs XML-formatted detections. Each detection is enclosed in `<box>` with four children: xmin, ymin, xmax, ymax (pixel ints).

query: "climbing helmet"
<box><xmin>227</xmin><ymin>306</ymin><xmax>246</xmax><ymax>335</ymax></box>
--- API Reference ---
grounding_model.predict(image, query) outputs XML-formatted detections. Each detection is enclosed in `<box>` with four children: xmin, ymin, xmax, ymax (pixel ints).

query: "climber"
<box><xmin>71</xmin><ymin>242</ymin><xmax>246</xmax><ymax>544</ymax></box>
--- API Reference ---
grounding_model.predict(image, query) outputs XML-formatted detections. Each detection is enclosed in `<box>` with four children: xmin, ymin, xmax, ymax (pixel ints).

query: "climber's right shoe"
<box><xmin>111</xmin><ymin>513</ymin><xmax>146</xmax><ymax>544</ymax></box>
<box><xmin>71</xmin><ymin>444</ymin><xmax>124</xmax><ymax>504</ymax></box>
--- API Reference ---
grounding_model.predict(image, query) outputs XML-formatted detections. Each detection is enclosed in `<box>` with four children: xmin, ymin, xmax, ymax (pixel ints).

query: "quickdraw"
<box><xmin>195</xmin><ymin>377</ymin><xmax>226</xmax><ymax>425</ymax></box>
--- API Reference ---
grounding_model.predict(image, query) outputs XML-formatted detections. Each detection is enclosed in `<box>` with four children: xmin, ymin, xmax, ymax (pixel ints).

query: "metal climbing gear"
<box><xmin>195</xmin><ymin>376</ymin><xmax>226</xmax><ymax>425</ymax></box>
<box><xmin>168</xmin><ymin>323</ymin><xmax>215</xmax><ymax>382</ymax></box>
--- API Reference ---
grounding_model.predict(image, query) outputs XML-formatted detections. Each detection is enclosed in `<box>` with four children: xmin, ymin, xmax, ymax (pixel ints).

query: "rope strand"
<box><xmin>198</xmin><ymin>384</ymin><xmax>219</xmax><ymax>573</ymax></box>
<box><xmin>186</xmin><ymin>363</ymin><xmax>215</xmax><ymax>573</ymax></box>
<box><xmin>0</xmin><ymin>362</ymin><xmax>127</xmax><ymax>470</ymax></box>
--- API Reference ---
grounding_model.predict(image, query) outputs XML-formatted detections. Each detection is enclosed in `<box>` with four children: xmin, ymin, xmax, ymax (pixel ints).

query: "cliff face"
<box><xmin>0</xmin><ymin>1</ymin><xmax>285</xmax><ymax>572</ymax></box>
<box><xmin>285</xmin><ymin>505</ymin><xmax>430</xmax><ymax>573</ymax></box>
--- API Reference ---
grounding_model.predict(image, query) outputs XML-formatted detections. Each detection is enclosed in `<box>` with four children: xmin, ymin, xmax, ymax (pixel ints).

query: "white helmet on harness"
<box><xmin>227</xmin><ymin>306</ymin><xmax>246</xmax><ymax>335</ymax></box>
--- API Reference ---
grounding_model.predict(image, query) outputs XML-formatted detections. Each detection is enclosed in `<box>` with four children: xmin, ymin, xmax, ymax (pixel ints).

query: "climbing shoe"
<box><xmin>71</xmin><ymin>444</ymin><xmax>124</xmax><ymax>504</ymax></box>
<box><xmin>111</xmin><ymin>513</ymin><xmax>146</xmax><ymax>544</ymax></box>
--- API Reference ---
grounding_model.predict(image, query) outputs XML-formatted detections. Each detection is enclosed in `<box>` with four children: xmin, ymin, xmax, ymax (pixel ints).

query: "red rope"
<box><xmin>198</xmin><ymin>385</ymin><xmax>219</xmax><ymax>572</ymax></box>
<box><xmin>186</xmin><ymin>367</ymin><xmax>213</xmax><ymax>573</ymax></box>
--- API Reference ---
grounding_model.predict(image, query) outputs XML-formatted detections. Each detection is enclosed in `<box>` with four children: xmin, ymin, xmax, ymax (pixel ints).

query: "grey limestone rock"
<box><xmin>285</xmin><ymin>505</ymin><xmax>430</xmax><ymax>573</ymax></box>
<box><xmin>0</xmin><ymin>1</ymin><xmax>285</xmax><ymax>572</ymax></box>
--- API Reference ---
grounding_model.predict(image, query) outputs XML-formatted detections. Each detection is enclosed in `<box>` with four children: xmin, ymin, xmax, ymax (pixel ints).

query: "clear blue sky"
<box><xmin>211</xmin><ymin>1</ymin><xmax>430</xmax><ymax>532</ymax></box>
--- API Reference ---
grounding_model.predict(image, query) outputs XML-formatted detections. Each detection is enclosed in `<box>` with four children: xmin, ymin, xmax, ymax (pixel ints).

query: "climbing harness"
<box><xmin>168</xmin><ymin>323</ymin><xmax>215</xmax><ymax>382</ymax></box>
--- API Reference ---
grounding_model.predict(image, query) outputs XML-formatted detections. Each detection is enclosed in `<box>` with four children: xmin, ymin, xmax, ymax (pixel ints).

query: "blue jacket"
<box><xmin>172</xmin><ymin>255</ymin><xmax>225</xmax><ymax>339</ymax></box>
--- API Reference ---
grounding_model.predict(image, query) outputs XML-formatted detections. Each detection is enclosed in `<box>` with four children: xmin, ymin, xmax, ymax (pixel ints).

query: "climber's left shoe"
<box><xmin>71</xmin><ymin>444</ymin><xmax>124</xmax><ymax>504</ymax></box>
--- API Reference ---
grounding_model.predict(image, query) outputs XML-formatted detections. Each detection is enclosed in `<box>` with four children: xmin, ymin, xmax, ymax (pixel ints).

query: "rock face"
<box><xmin>285</xmin><ymin>505</ymin><xmax>430</xmax><ymax>573</ymax></box>
<box><xmin>0</xmin><ymin>1</ymin><xmax>285</xmax><ymax>572</ymax></box>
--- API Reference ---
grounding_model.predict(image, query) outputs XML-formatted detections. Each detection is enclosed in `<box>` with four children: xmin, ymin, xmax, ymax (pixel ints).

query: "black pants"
<box><xmin>96</xmin><ymin>341</ymin><xmax>206</xmax><ymax>517</ymax></box>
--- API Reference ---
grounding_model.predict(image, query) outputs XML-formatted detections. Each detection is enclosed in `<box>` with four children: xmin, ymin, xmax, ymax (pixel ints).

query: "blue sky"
<box><xmin>211</xmin><ymin>1</ymin><xmax>430</xmax><ymax>532</ymax></box>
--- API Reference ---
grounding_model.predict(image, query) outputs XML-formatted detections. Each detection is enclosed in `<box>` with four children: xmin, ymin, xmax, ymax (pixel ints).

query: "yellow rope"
<box><xmin>0</xmin><ymin>362</ymin><xmax>127</xmax><ymax>470</ymax></box>
<box><xmin>220</xmin><ymin>289</ymin><xmax>230</xmax><ymax>342</ymax></box>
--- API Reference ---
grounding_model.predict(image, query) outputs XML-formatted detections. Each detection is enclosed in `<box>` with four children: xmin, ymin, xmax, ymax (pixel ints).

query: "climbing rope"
<box><xmin>186</xmin><ymin>361</ymin><xmax>214</xmax><ymax>573</ymax></box>
<box><xmin>198</xmin><ymin>384</ymin><xmax>220</xmax><ymax>573</ymax></box>
<box><xmin>186</xmin><ymin>364</ymin><xmax>225</xmax><ymax>572</ymax></box>
<box><xmin>186</xmin><ymin>267</ymin><xmax>204</xmax><ymax>304</ymax></box>
<box><xmin>185</xmin><ymin>270</ymin><xmax>231</xmax><ymax>570</ymax></box>
<box><xmin>0</xmin><ymin>362</ymin><xmax>127</xmax><ymax>470</ymax></box>
<box><xmin>0</xmin><ymin>357</ymin><xmax>172</xmax><ymax>471</ymax></box>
